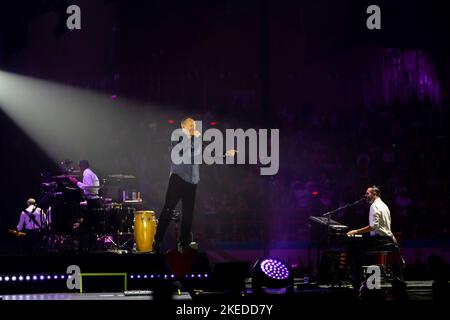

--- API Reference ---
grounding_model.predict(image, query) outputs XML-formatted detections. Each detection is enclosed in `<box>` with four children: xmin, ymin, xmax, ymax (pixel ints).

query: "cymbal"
<box><xmin>123</xmin><ymin>199</ymin><xmax>143</xmax><ymax>203</ymax></box>
<box><xmin>52</xmin><ymin>174</ymin><xmax>78</xmax><ymax>179</ymax></box>
<box><xmin>108</xmin><ymin>174</ymin><xmax>136</xmax><ymax>179</ymax></box>
<box><xmin>42</xmin><ymin>182</ymin><xmax>57</xmax><ymax>186</ymax></box>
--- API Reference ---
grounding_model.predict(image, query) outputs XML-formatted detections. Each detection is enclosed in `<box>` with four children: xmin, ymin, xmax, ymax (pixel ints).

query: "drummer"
<box><xmin>69</xmin><ymin>160</ymin><xmax>102</xmax><ymax>210</ymax></box>
<box><xmin>69</xmin><ymin>160</ymin><xmax>103</xmax><ymax>252</ymax></box>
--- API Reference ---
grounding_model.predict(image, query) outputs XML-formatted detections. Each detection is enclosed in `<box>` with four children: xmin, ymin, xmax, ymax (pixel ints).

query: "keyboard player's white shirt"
<box><xmin>369</xmin><ymin>197</ymin><xmax>396</xmax><ymax>241</ymax></box>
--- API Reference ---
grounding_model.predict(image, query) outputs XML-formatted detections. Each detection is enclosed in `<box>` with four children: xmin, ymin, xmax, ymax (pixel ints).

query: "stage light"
<box><xmin>0</xmin><ymin>276</ymin><xmax>3</xmax><ymax>281</ymax></box>
<box><xmin>312</xmin><ymin>191</ymin><xmax>319</xmax><ymax>196</ymax></box>
<box><xmin>251</xmin><ymin>258</ymin><xmax>293</xmax><ymax>292</ymax></box>
<box><xmin>5</xmin><ymin>276</ymin><xmax>10</xmax><ymax>282</ymax></box>
<box><xmin>168</xmin><ymin>119</ymin><xmax>175</xmax><ymax>124</ymax></box>
<box><xmin>260</xmin><ymin>259</ymin><xmax>290</xmax><ymax>280</ymax></box>
<box><xmin>39</xmin><ymin>275</ymin><xmax>45</xmax><ymax>280</ymax></box>
<box><xmin>26</xmin><ymin>276</ymin><xmax>31</xmax><ymax>281</ymax></box>
<box><xmin>19</xmin><ymin>276</ymin><xmax>24</xmax><ymax>281</ymax></box>
<box><xmin>32</xmin><ymin>276</ymin><xmax>37</xmax><ymax>281</ymax></box>
<box><xmin>54</xmin><ymin>275</ymin><xmax>58</xmax><ymax>280</ymax></box>
<box><xmin>210</xmin><ymin>121</ymin><xmax>217</xmax><ymax>126</ymax></box>
<box><xmin>12</xmin><ymin>276</ymin><xmax>17</xmax><ymax>281</ymax></box>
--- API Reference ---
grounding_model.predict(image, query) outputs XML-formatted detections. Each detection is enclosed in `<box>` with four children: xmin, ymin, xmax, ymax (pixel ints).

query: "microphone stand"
<box><xmin>322</xmin><ymin>197</ymin><xmax>365</xmax><ymax>249</ymax></box>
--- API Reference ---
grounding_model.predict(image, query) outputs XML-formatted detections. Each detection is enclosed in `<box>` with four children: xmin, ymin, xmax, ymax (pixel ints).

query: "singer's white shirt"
<box><xmin>369</xmin><ymin>197</ymin><xmax>395</xmax><ymax>241</ymax></box>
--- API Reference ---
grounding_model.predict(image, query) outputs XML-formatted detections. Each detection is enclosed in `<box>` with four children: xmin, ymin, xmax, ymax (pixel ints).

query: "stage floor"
<box><xmin>0</xmin><ymin>281</ymin><xmax>433</xmax><ymax>301</ymax></box>
<box><xmin>0</xmin><ymin>291</ymin><xmax>192</xmax><ymax>300</ymax></box>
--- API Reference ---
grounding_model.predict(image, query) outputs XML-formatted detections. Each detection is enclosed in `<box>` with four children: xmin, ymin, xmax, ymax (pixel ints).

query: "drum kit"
<box><xmin>23</xmin><ymin>163</ymin><xmax>159</xmax><ymax>254</ymax></box>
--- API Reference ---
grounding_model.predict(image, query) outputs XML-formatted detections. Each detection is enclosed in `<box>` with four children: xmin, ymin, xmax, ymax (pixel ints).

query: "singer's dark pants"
<box><xmin>154</xmin><ymin>173</ymin><xmax>197</xmax><ymax>249</ymax></box>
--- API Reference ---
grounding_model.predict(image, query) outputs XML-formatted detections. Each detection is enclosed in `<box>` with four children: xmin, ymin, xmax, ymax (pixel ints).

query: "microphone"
<box><xmin>193</xmin><ymin>130</ymin><xmax>201</xmax><ymax>137</ymax></box>
<box><xmin>350</xmin><ymin>197</ymin><xmax>365</xmax><ymax>206</ymax></box>
<box><xmin>322</xmin><ymin>197</ymin><xmax>365</xmax><ymax>217</ymax></box>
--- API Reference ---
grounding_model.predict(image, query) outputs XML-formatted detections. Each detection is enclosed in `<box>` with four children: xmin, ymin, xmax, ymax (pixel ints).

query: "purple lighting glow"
<box><xmin>260</xmin><ymin>258</ymin><xmax>290</xmax><ymax>280</ymax></box>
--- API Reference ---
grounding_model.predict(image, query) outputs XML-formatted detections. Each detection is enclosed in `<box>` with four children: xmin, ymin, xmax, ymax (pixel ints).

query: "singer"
<box><xmin>153</xmin><ymin>117</ymin><xmax>236</xmax><ymax>253</ymax></box>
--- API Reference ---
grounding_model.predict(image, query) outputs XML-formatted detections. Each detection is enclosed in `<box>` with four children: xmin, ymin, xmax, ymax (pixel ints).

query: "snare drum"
<box><xmin>134</xmin><ymin>211</ymin><xmax>157</xmax><ymax>252</ymax></box>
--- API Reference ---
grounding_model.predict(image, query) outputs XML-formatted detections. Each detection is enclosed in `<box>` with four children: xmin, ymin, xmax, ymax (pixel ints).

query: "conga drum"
<box><xmin>134</xmin><ymin>211</ymin><xmax>157</xmax><ymax>252</ymax></box>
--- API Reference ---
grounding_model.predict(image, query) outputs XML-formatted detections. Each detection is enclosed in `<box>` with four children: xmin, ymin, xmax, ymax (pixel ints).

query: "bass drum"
<box><xmin>109</xmin><ymin>205</ymin><xmax>135</xmax><ymax>234</ymax></box>
<box><xmin>134</xmin><ymin>211</ymin><xmax>157</xmax><ymax>252</ymax></box>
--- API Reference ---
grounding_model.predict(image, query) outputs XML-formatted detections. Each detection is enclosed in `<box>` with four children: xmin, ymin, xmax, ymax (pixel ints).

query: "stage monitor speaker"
<box><xmin>210</xmin><ymin>261</ymin><xmax>251</xmax><ymax>295</ymax></box>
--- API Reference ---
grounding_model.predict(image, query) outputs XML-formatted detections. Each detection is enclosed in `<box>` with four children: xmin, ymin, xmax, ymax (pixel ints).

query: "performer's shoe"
<box><xmin>188</xmin><ymin>241</ymin><xmax>198</xmax><ymax>251</ymax></box>
<box><xmin>178</xmin><ymin>242</ymin><xmax>198</xmax><ymax>254</ymax></box>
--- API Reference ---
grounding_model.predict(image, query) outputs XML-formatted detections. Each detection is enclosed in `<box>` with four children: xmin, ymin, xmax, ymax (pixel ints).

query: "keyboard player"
<box><xmin>347</xmin><ymin>186</ymin><xmax>396</xmax><ymax>245</ymax></box>
<box><xmin>346</xmin><ymin>186</ymin><xmax>404</xmax><ymax>289</ymax></box>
